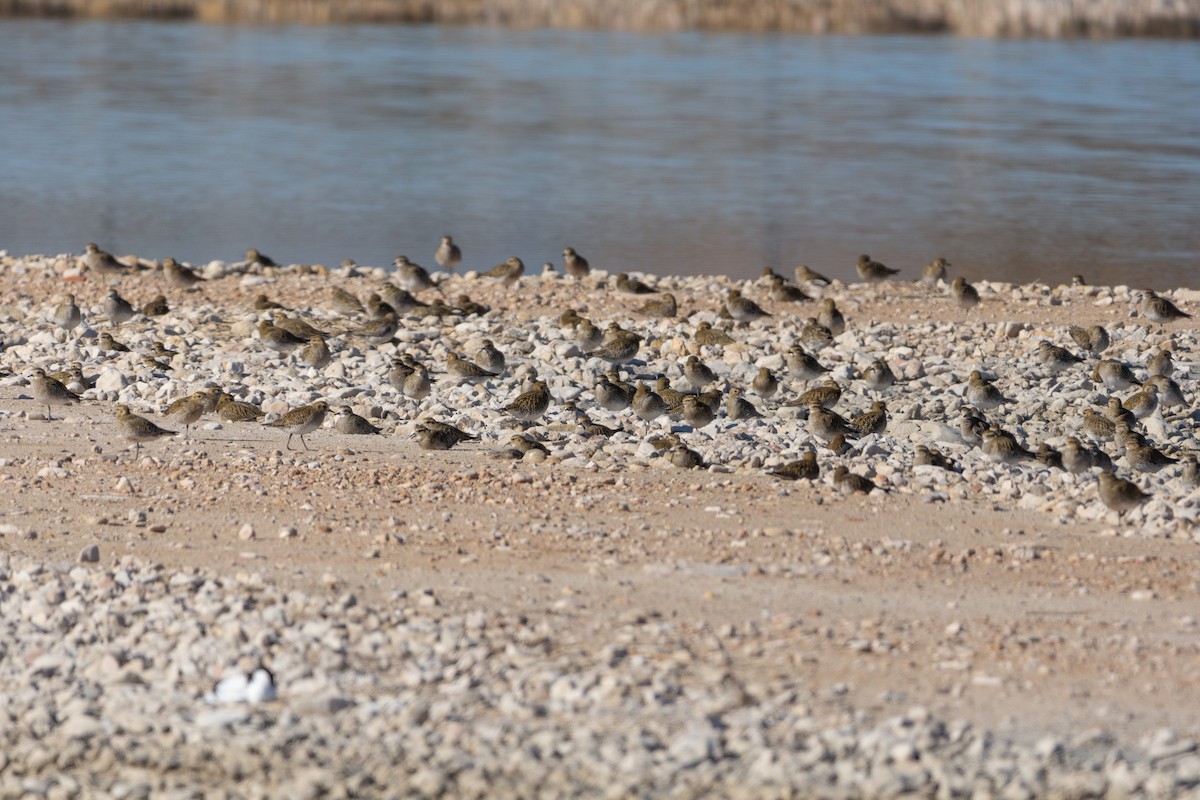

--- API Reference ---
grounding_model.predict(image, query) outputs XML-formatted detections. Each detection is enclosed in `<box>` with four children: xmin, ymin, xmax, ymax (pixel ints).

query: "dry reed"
<box><xmin>1</xmin><ymin>0</ymin><xmax>1197</xmax><ymax>37</ymax></box>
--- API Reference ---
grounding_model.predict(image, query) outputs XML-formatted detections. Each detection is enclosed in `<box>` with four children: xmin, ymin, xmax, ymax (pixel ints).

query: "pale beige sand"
<box><xmin>1</xmin><ymin>255</ymin><xmax>1198</xmax><ymax>748</ymax></box>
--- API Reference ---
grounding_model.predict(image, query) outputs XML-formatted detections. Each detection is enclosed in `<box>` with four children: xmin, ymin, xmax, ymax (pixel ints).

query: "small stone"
<box><xmin>279</xmin><ymin>526</ymin><xmax>298</xmax><ymax>539</ymax></box>
<box><xmin>78</xmin><ymin>544</ymin><xmax>100</xmax><ymax>563</ymax></box>
<box><xmin>238</xmin><ymin>523</ymin><xmax>256</xmax><ymax>541</ymax></box>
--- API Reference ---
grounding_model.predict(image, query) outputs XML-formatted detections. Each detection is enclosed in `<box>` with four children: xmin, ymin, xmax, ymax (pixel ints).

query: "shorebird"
<box><xmin>254</xmin><ymin>294</ymin><xmax>287</xmax><ymax>311</ymax></box>
<box><xmin>103</xmin><ymin>289</ymin><xmax>136</xmax><ymax>325</ymax></box>
<box><xmin>82</xmin><ymin>243</ymin><xmax>134</xmax><ymax>275</ymax></box>
<box><xmin>1125</xmin><ymin>441</ymin><xmax>1177</xmax><ymax>474</ymax></box>
<box><xmin>29</xmin><ymin>368</ymin><xmax>81</xmax><ymax>420</ymax></box>
<box><xmin>669</xmin><ymin>443</ymin><xmax>706</xmax><ymax>469</ymax></box>
<box><xmin>1122</xmin><ymin>383</ymin><xmax>1159</xmax><ymax>420</ymax></box>
<box><xmin>446</xmin><ymin>353</ymin><xmax>497</xmax><ymax>383</ymax></box>
<box><xmin>981</xmin><ymin>428</ymin><xmax>1036</xmax><ymax>465</ymax></box>
<box><xmin>850</xmin><ymin>401</ymin><xmax>888</xmax><ymax>437</ymax></box>
<box><xmin>164</xmin><ymin>391</ymin><xmax>213</xmax><ymax>437</ymax></box>
<box><xmin>435</xmin><ymin>235</ymin><xmax>462</xmax><ymax>271</ymax></box>
<box><xmin>794</xmin><ymin>264</ymin><xmax>831</xmax><ymax>286</ymax></box>
<box><xmin>394</xmin><ymin>256</ymin><xmax>439</xmax><ymax>293</ymax></box>
<box><xmin>257</xmin><ymin>320</ymin><xmax>307</xmax><ymax>354</ymax></box>
<box><xmin>334</xmin><ymin>407</ymin><xmax>382</xmax><ymax>435</ymax></box>
<box><xmin>767</xmin><ymin>275</ymin><xmax>810</xmax><ymax>303</ymax></box>
<box><xmin>99</xmin><ymin>331</ymin><xmax>130</xmax><ymax>352</ymax></box>
<box><xmin>116</xmin><ymin>404</ymin><xmax>177</xmax><ymax>456</ymax></box>
<box><xmin>1146</xmin><ymin>349</ymin><xmax>1174</xmax><ymax>378</ymax></box>
<box><xmin>378</xmin><ymin>284</ymin><xmax>427</xmax><ymax>315</ymax></box>
<box><xmin>473</xmin><ymin>340</ymin><xmax>506</xmax><ymax>374</ymax></box>
<box><xmin>615</xmin><ymin>273</ymin><xmax>656</xmax><ymax>294</ymax></box>
<box><xmin>922</xmin><ymin>257</ymin><xmax>950</xmax><ymax>284</ymax></box>
<box><xmin>349</xmin><ymin>312</ymin><xmax>399</xmax><ymax>345</ymax></box>
<box><xmin>957</xmin><ymin>408</ymin><xmax>987</xmax><ymax>446</ymax></box>
<box><xmin>595</xmin><ymin>375</ymin><xmax>634</xmax><ymax>412</ymax></box>
<box><xmin>1144</xmin><ymin>375</ymin><xmax>1186</xmax><ymax>413</ymax></box>
<box><xmin>794</xmin><ymin>380</ymin><xmax>842</xmax><ymax>411</ymax></box>
<box><xmin>751</xmin><ymin>367</ymin><xmax>779</xmax><ymax>399</ymax></box>
<box><xmin>1036</xmin><ymin>341</ymin><xmax>1084</xmax><ymax>374</ymax></box>
<box><xmin>965</xmin><ymin>370</ymin><xmax>1014</xmax><ymax>410</ymax></box>
<box><xmin>265</xmin><ymin>400</ymin><xmax>329</xmax><ymax>450</ymax></box>
<box><xmin>1068</xmin><ymin>325</ymin><xmax>1109</xmax><ymax>356</ymax></box>
<box><xmin>951</xmin><ymin>277</ymin><xmax>980</xmax><ymax>309</ymax></box>
<box><xmin>1036</xmin><ymin>443</ymin><xmax>1063</xmax><ymax>470</ymax></box>
<box><xmin>653</xmin><ymin>377</ymin><xmax>687</xmax><ymax>411</ymax></box>
<box><xmin>816</xmin><ymin>298</ymin><xmax>845</xmax><ymax>336</ymax></box>
<box><xmin>681</xmin><ymin>395</ymin><xmax>716</xmax><ymax>429</ymax></box>
<box><xmin>365</xmin><ymin>293</ymin><xmax>396</xmax><ymax>320</ymax></box>
<box><xmin>51</xmin><ymin>294</ymin><xmax>82</xmax><ymax>331</ymax></box>
<box><xmin>832</xmin><ymin>466</ymin><xmax>877</xmax><ymax>494</ymax></box>
<box><xmin>725</xmin><ymin>387</ymin><xmax>763</xmax><ymax>421</ymax></box>
<box><xmin>799</xmin><ymin>318</ymin><xmax>835</xmax><ymax>351</ymax></box>
<box><xmin>1182</xmin><ymin>457</ymin><xmax>1200</xmax><ymax>488</ymax></box>
<box><xmin>1080</xmin><ymin>408</ymin><xmax>1116</xmax><ymax>442</ymax></box>
<box><xmin>590</xmin><ymin>325</ymin><xmax>642</xmax><ymax>365</ymax></box>
<box><xmin>855</xmin><ymin>254</ymin><xmax>899</xmax><ymax>283</ymax></box>
<box><xmin>454</xmin><ymin>294</ymin><xmax>491</xmax><ymax>316</ymax></box>
<box><xmin>163</xmin><ymin>257</ymin><xmax>204</xmax><ymax>288</ymax></box>
<box><xmin>574</xmin><ymin>318</ymin><xmax>604</xmax><ymax>352</ymax></box>
<box><xmin>694</xmin><ymin>321</ymin><xmax>736</xmax><ymax>347</ymax></box>
<box><xmin>416</xmin><ymin>420</ymin><xmax>478</xmax><ymax>450</ymax></box>
<box><xmin>245</xmin><ymin>248</ymin><xmax>277</xmax><ymax>267</ymax></box>
<box><xmin>1092</xmin><ymin>359</ymin><xmax>1139</xmax><ymax>391</ymax></box>
<box><xmin>481</xmin><ymin>256</ymin><xmax>524</xmax><ymax>286</ymax></box>
<box><xmin>142</xmin><ymin>295</ymin><xmax>169</xmax><ymax>317</ymax></box>
<box><xmin>633</xmin><ymin>293</ymin><xmax>677</xmax><ymax>318</ymax></box>
<box><xmin>329</xmin><ymin>287</ymin><xmax>365</xmax><ymax>316</ymax></box>
<box><xmin>683</xmin><ymin>355</ymin><xmax>717</xmax><ymax>390</ymax></box>
<box><xmin>504</xmin><ymin>380</ymin><xmax>551</xmax><ymax>423</ymax></box>
<box><xmin>808</xmin><ymin>403</ymin><xmax>856</xmax><ymax>443</ymax></box>
<box><xmin>562</xmin><ymin>247</ymin><xmax>590</xmax><ymax>279</ymax></box>
<box><xmin>786</xmin><ymin>346</ymin><xmax>830</xmax><ymax>383</ymax></box>
<box><xmin>217</xmin><ymin>392</ymin><xmax>264</xmax><ymax>422</ymax></box>
<box><xmin>862</xmin><ymin>359</ymin><xmax>897</xmax><ymax>392</ymax></box>
<box><xmin>914</xmin><ymin>444</ymin><xmax>956</xmax><ymax>471</ymax></box>
<box><xmin>1061</xmin><ymin>437</ymin><xmax>1097</xmax><ymax>473</ymax></box>
<box><xmin>1139</xmin><ymin>290</ymin><xmax>1190</xmax><ymax>323</ymax></box>
<box><xmin>632</xmin><ymin>384</ymin><xmax>670</xmax><ymax>423</ymax></box>
<box><xmin>1097</xmin><ymin>472</ymin><xmax>1150</xmax><ymax>515</ymax></box>
<box><xmin>725</xmin><ymin>289</ymin><xmax>771</xmax><ymax>323</ymax></box>
<box><xmin>769</xmin><ymin>451</ymin><xmax>820</xmax><ymax>481</ymax></box>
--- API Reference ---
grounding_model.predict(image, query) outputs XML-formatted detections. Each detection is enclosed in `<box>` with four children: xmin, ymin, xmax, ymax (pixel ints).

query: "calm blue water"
<box><xmin>2</xmin><ymin>21</ymin><xmax>1199</xmax><ymax>286</ymax></box>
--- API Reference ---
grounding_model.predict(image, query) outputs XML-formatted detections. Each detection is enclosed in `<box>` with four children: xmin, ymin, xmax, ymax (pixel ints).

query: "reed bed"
<box><xmin>1</xmin><ymin>0</ymin><xmax>1198</xmax><ymax>37</ymax></box>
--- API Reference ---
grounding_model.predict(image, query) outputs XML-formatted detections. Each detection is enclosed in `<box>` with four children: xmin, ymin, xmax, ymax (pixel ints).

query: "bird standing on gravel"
<box><xmin>116</xmin><ymin>404</ymin><xmax>177</xmax><ymax>456</ymax></box>
<box><xmin>725</xmin><ymin>289</ymin><xmax>771</xmax><ymax>323</ymax></box>
<box><xmin>30</xmin><ymin>368</ymin><xmax>81</xmax><ymax>420</ymax></box>
<box><xmin>435</xmin><ymin>235</ymin><xmax>462</xmax><ymax>271</ymax></box>
<box><xmin>395</xmin><ymin>256</ymin><xmax>439</xmax><ymax>293</ymax></box>
<box><xmin>951</xmin><ymin>277</ymin><xmax>980</xmax><ymax>309</ymax></box>
<box><xmin>1097</xmin><ymin>472</ymin><xmax>1150</xmax><ymax>515</ymax></box>
<box><xmin>1139</xmin><ymin>290</ymin><xmax>1190</xmax><ymax>323</ymax></box>
<box><xmin>562</xmin><ymin>247</ymin><xmax>590</xmax><ymax>279</ymax></box>
<box><xmin>265</xmin><ymin>400</ymin><xmax>329</xmax><ymax>451</ymax></box>
<box><xmin>855</xmin><ymin>254</ymin><xmax>899</xmax><ymax>283</ymax></box>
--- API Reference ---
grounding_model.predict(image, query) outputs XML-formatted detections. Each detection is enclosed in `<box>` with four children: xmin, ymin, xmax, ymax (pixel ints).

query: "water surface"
<box><xmin>2</xmin><ymin>22</ymin><xmax>1198</xmax><ymax>285</ymax></box>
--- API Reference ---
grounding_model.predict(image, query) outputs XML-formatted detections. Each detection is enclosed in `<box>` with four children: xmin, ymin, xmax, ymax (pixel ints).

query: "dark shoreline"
<box><xmin>2</xmin><ymin>0</ymin><xmax>1199</xmax><ymax>38</ymax></box>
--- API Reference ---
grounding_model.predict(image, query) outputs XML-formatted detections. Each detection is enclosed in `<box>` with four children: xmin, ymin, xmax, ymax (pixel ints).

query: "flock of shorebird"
<box><xmin>19</xmin><ymin>240</ymin><xmax>1197</xmax><ymax>517</ymax></box>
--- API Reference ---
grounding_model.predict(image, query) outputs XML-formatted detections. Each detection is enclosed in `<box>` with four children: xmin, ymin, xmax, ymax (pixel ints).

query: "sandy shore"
<box><xmin>3</xmin><ymin>0</ymin><xmax>1198</xmax><ymax>38</ymax></box>
<box><xmin>1</xmin><ymin>251</ymin><xmax>1199</xmax><ymax>795</ymax></box>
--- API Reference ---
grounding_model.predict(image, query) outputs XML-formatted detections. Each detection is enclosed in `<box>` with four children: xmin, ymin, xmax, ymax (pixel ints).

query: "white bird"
<box><xmin>204</xmin><ymin>667</ymin><xmax>277</xmax><ymax>705</ymax></box>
